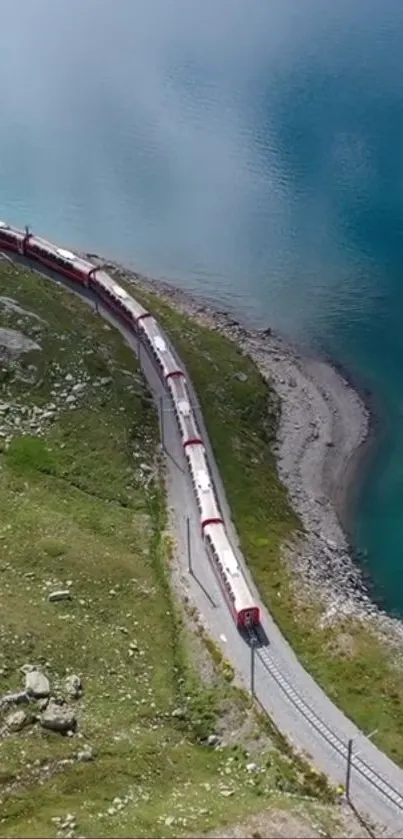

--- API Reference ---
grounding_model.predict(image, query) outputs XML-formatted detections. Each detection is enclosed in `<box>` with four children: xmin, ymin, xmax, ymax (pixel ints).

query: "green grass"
<box><xmin>0</xmin><ymin>261</ymin><xmax>341</xmax><ymax>839</ymax></box>
<box><xmin>110</xmin><ymin>271</ymin><xmax>403</xmax><ymax>770</ymax></box>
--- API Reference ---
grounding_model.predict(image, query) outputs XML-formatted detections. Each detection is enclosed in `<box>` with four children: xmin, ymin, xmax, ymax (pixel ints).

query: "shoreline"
<box><xmin>86</xmin><ymin>253</ymin><xmax>403</xmax><ymax>649</ymax></box>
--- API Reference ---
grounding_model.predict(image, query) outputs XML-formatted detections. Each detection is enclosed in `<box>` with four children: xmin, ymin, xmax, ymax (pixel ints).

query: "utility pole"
<box><xmin>159</xmin><ymin>396</ymin><xmax>165</xmax><ymax>451</ymax></box>
<box><xmin>250</xmin><ymin>638</ymin><xmax>256</xmax><ymax>696</ymax></box>
<box><xmin>345</xmin><ymin>728</ymin><xmax>377</xmax><ymax>802</ymax></box>
<box><xmin>346</xmin><ymin>738</ymin><xmax>353</xmax><ymax>800</ymax></box>
<box><xmin>186</xmin><ymin>515</ymin><xmax>192</xmax><ymax>574</ymax></box>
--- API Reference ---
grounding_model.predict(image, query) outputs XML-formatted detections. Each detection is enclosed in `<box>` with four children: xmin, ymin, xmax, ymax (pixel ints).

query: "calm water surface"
<box><xmin>1</xmin><ymin>0</ymin><xmax>403</xmax><ymax>613</ymax></box>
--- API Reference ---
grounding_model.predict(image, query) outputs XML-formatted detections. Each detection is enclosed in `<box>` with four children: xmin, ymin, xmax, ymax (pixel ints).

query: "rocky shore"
<box><xmin>88</xmin><ymin>256</ymin><xmax>403</xmax><ymax>649</ymax></box>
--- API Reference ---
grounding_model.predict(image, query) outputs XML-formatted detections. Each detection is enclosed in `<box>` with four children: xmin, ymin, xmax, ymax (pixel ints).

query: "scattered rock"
<box><xmin>0</xmin><ymin>690</ymin><xmax>29</xmax><ymax>708</ymax></box>
<box><xmin>25</xmin><ymin>669</ymin><xmax>50</xmax><ymax>699</ymax></box>
<box><xmin>65</xmin><ymin>674</ymin><xmax>82</xmax><ymax>700</ymax></box>
<box><xmin>165</xmin><ymin>816</ymin><xmax>175</xmax><ymax>827</ymax></box>
<box><xmin>48</xmin><ymin>590</ymin><xmax>72</xmax><ymax>603</ymax></box>
<box><xmin>207</xmin><ymin>733</ymin><xmax>220</xmax><ymax>746</ymax></box>
<box><xmin>232</xmin><ymin>371</ymin><xmax>248</xmax><ymax>382</ymax></box>
<box><xmin>40</xmin><ymin>700</ymin><xmax>76</xmax><ymax>733</ymax></box>
<box><xmin>77</xmin><ymin>746</ymin><xmax>94</xmax><ymax>762</ymax></box>
<box><xmin>5</xmin><ymin>709</ymin><xmax>30</xmax><ymax>732</ymax></box>
<box><xmin>171</xmin><ymin>707</ymin><xmax>185</xmax><ymax>719</ymax></box>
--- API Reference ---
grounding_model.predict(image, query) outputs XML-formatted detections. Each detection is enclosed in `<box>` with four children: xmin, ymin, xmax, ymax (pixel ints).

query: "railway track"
<box><xmin>246</xmin><ymin>628</ymin><xmax>403</xmax><ymax>814</ymax></box>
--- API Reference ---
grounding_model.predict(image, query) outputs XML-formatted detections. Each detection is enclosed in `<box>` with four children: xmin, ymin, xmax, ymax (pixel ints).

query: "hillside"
<box><xmin>0</xmin><ymin>258</ymin><xmax>373</xmax><ymax>839</ymax></box>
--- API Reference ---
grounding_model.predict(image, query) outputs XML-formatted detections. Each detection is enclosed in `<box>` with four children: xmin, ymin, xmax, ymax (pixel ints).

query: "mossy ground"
<box><xmin>0</xmin><ymin>260</ymin><xmax>342</xmax><ymax>838</ymax></box>
<box><xmin>113</xmin><ymin>271</ymin><xmax>403</xmax><ymax>771</ymax></box>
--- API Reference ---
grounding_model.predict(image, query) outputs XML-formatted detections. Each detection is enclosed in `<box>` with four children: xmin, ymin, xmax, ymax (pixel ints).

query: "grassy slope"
<box><xmin>114</xmin><ymin>276</ymin><xmax>403</xmax><ymax>769</ymax></box>
<box><xmin>0</xmin><ymin>261</ymin><xmax>342</xmax><ymax>839</ymax></box>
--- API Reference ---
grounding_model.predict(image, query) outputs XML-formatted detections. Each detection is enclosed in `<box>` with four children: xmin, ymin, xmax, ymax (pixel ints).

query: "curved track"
<box><xmin>2</xmin><ymin>249</ymin><xmax>403</xmax><ymax>833</ymax></box>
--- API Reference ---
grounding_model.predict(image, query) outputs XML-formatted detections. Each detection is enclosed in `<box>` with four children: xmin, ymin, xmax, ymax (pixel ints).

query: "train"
<box><xmin>0</xmin><ymin>221</ymin><xmax>260</xmax><ymax>629</ymax></box>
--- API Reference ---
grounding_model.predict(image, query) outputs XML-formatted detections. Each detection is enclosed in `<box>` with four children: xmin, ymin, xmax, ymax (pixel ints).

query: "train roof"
<box><xmin>0</xmin><ymin>221</ymin><xmax>21</xmax><ymax>235</ymax></box>
<box><xmin>56</xmin><ymin>247</ymin><xmax>75</xmax><ymax>261</ymax></box>
<box><xmin>142</xmin><ymin>319</ymin><xmax>182</xmax><ymax>376</ymax></box>
<box><xmin>177</xmin><ymin>398</ymin><xmax>191</xmax><ymax>417</ymax></box>
<box><xmin>168</xmin><ymin>376</ymin><xmax>202</xmax><ymax>443</ymax></box>
<box><xmin>186</xmin><ymin>444</ymin><xmax>222</xmax><ymax>520</ymax></box>
<box><xmin>186</xmin><ymin>441</ymin><xmax>209</xmax><ymax>472</ymax></box>
<box><xmin>196</xmin><ymin>469</ymin><xmax>211</xmax><ymax>492</ymax></box>
<box><xmin>205</xmin><ymin>522</ymin><xmax>257</xmax><ymax>610</ymax></box>
<box><xmin>206</xmin><ymin>523</ymin><xmax>239</xmax><ymax>576</ymax></box>
<box><xmin>153</xmin><ymin>334</ymin><xmax>167</xmax><ymax>353</ymax></box>
<box><xmin>112</xmin><ymin>284</ymin><xmax>129</xmax><ymax>300</ymax></box>
<box><xmin>94</xmin><ymin>270</ymin><xmax>148</xmax><ymax>319</ymax></box>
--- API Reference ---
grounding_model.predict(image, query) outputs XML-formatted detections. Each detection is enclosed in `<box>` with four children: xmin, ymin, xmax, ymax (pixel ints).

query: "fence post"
<box><xmin>250</xmin><ymin>639</ymin><xmax>256</xmax><ymax>696</ymax></box>
<box><xmin>186</xmin><ymin>516</ymin><xmax>192</xmax><ymax>573</ymax></box>
<box><xmin>346</xmin><ymin>738</ymin><xmax>353</xmax><ymax>800</ymax></box>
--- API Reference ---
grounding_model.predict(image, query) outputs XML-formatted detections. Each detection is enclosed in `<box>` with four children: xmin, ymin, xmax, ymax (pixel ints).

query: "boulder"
<box><xmin>40</xmin><ymin>701</ymin><xmax>76</xmax><ymax>733</ymax></box>
<box><xmin>25</xmin><ymin>669</ymin><xmax>50</xmax><ymax>699</ymax></box>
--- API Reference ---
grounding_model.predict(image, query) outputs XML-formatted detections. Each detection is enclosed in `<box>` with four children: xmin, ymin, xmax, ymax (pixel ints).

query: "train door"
<box><xmin>243</xmin><ymin>610</ymin><xmax>254</xmax><ymax>627</ymax></box>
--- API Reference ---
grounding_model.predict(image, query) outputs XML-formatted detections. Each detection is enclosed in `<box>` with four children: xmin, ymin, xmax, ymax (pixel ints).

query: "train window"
<box><xmin>35</xmin><ymin>245</ymin><xmax>48</xmax><ymax>257</ymax></box>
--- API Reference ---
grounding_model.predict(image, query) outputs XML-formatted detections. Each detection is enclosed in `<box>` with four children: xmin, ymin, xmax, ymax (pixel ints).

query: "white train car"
<box><xmin>0</xmin><ymin>221</ymin><xmax>25</xmax><ymax>252</ymax></box>
<box><xmin>168</xmin><ymin>375</ymin><xmax>203</xmax><ymax>446</ymax></box>
<box><xmin>140</xmin><ymin>317</ymin><xmax>183</xmax><ymax>382</ymax></box>
<box><xmin>185</xmin><ymin>442</ymin><xmax>223</xmax><ymax>529</ymax></box>
<box><xmin>25</xmin><ymin>234</ymin><xmax>90</xmax><ymax>284</ymax></box>
<box><xmin>91</xmin><ymin>269</ymin><xmax>150</xmax><ymax>328</ymax></box>
<box><xmin>204</xmin><ymin>522</ymin><xmax>260</xmax><ymax>628</ymax></box>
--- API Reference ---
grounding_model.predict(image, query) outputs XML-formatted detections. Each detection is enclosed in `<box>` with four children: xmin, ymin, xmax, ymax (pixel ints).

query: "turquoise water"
<box><xmin>1</xmin><ymin>0</ymin><xmax>403</xmax><ymax>613</ymax></box>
